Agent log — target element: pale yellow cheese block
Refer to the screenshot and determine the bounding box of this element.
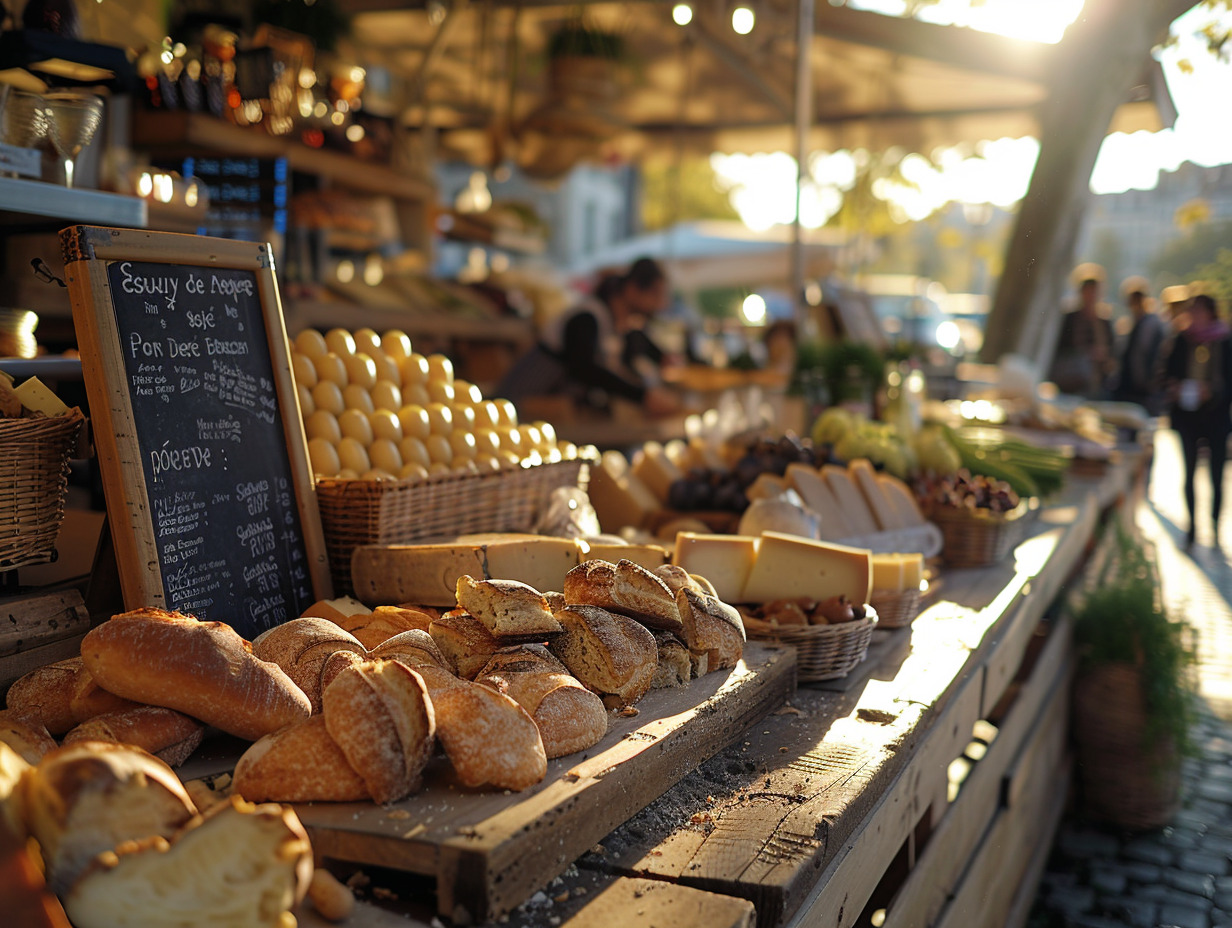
[870,555,905,593]
[785,463,851,541]
[350,534,581,605]
[820,465,879,537]
[581,541,670,571]
[589,452,660,533]
[14,376,70,417]
[898,552,925,591]
[739,531,872,605]
[850,459,902,532]
[672,533,758,605]
[631,442,684,505]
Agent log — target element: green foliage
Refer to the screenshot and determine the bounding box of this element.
[546,23,625,60]
[1072,525,1197,759]
[640,157,741,232]
[796,339,886,404]
[1193,248,1232,307]
[1150,219,1232,288]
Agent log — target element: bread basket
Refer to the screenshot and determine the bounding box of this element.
[0,409,85,571]
[742,607,878,682]
[867,588,921,629]
[928,498,1035,569]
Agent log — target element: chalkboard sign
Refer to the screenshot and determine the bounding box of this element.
[61,226,331,638]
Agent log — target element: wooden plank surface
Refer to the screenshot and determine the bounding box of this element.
[561,878,756,928]
[0,633,87,694]
[0,589,90,658]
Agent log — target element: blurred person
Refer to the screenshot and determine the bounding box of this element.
[1163,293,1232,548]
[1112,276,1167,414]
[1049,266,1116,398]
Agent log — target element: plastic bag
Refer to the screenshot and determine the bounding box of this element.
[533,486,602,538]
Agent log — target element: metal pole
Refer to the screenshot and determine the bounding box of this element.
[792,0,815,332]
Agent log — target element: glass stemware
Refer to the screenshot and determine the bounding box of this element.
[0,89,50,149]
[41,90,103,188]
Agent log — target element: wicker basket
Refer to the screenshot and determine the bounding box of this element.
[928,499,1034,569]
[868,588,921,629]
[0,410,85,571]
[317,459,586,594]
[743,608,878,682]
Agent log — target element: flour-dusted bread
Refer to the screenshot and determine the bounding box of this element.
[676,587,745,672]
[429,610,500,679]
[563,559,683,634]
[476,646,608,758]
[63,796,312,928]
[322,659,435,804]
[232,715,369,803]
[69,671,140,726]
[651,634,692,689]
[0,710,57,764]
[652,564,704,596]
[22,742,197,895]
[414,665,547,790]
[6,658,86,734]
[319,648,367,694]
[63,707,204,768]
[455,575,562,639]
[80,609,311,741]
[332,605,436,649]
[370,629,453,672]
[251,618,366,713]
[548,605,658,706]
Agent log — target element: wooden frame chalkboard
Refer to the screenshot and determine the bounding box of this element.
[61,226,331,637]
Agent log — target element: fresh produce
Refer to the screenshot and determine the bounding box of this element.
[952,427,1069,498]
[810,408,915,480]
[666,435,826,515]
[918,470,1020,514]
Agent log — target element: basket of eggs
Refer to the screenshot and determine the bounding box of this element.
[289,327,588,593]
[740,597,879,682]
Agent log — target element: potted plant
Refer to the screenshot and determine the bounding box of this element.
[544,19,626,103]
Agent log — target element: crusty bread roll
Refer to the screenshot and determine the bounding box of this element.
[319,648,367,694]
[563,559,683,634]
[252,618,366,713]
[476,646,608,759]
[340,605,436,648]
[429,611,500,679]
[455,576,562,638]
[653,564,704,596]
[69,672,140,725]
[0,740,29,838]
[80,609,311,741]
[548,605,658,706]
[22,741,197,895]
[370,629,453,672]
[63,795,312,928]
[307,867,355,922]
[322,659,435,804]
[232,715,368,803]
[0,709,58,763]
[6,658,84,735]
[544,591,567,613]
[676,587,745,672]
[651,634,691,689]
[63,706,205,768]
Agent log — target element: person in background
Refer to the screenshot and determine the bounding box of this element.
[1049,266,1116,398]
[1163,293,1232,548]
[1112,276,1167,414]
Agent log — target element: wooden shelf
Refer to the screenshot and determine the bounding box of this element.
[285,298,534,346]
[0,176,146,228]
[131,110,434,202]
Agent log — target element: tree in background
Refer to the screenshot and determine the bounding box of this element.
[1150,220,1232,290]
[640,156,740,231]
[1193,250,1232,306]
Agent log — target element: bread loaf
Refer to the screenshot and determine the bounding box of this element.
[307,867,355,922]
[6,658,84,734]
[548,605,658,706]
[676,587,745,671]
[0,741,29,838]
[653,564,703,596]
[455,576,562,638]
[63,796,312,928]
[69,672,140,725]
[0,710,57,763]
[651,634,691,688]
[0,749,69,928]
[340,606,436,648]
[429,611,500,679]
[251,618,366,713]
[563,559,683,634]
[22,742,197,895]
[80,609,311,741]
[63,707,205,768]
[322,659,435,804]
[319,648,367,694]
[233,715,368,803]
[370,629,453,672]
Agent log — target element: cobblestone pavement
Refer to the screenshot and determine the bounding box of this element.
[1029,430,1232,928]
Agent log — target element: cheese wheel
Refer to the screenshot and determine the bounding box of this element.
[296,384,315,418]
[400,354,430,388]
[308,438,341,477]
[369,409,403,443]
[399,437,431,469]
[398,405,431,441]
[313,352,348,388]
[338,409,374,445]
[426,403,454,436]
[337,437,371,474]
[371,380,402,413]
[291,353,317,389]
[342,385,375,414]
[425,435,453,465]
[311,381,345,416]
[343,353,377,391]
[426,354,454,385]
[305,410,342,444]
[353,327,382,356]
[325,328,356,357]
[427,381,455,405]
[369,439,402,474]
[295,329,328,359]
[381,330,412,362]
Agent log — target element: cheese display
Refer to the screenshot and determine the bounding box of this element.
[870,553,925,593]
[737,532,872,605]
[580,540,670,571]
[672,533,758,605]
[631,442,685,504]
[588,451,661,532]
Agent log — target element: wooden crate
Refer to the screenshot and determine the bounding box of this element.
[0,589,92,694]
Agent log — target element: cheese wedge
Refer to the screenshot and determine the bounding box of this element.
[785,463,851,541]
[746,473,789,501]
[631,442,684,505]
[301,595,372,622]
[739,532,872,604]
[351,534,581,605]
[898,552,925,591]
[870,554,905,593]
[14,377,70,417]
[582,541,670,571]
[850,459,901,531]
[588,452,660,533]
[684,438,726,472]
[821,465,879,537]
[672,533,758,605]
[877,475,925,528]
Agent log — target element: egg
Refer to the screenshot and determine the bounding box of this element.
[296,384,315,418]
[353,327,382,356]
[372,353,401,385]
[382,330,413,362]
[291,352,318,389]
[306,410,342,444]
[399,437,431,469]
[474,401,501,431]
[337,437,371,474]
[473,429,501,457]
[369,438,403,474]
[337,468,360,480]
[533,421,558,448]
[496,427,523,455]
[519,425,544,450]
[398,461,429,482]
[369,409,403,443]
[342,385,375,414]
[428,461,453,476]
[363,469,397,482]
[308,438,341,477]
[453,380,484,406]
[400,353,430,388]
[343,353,377,390]
[494,398,518,427]
[474,454,502,473]
[314,352,348,388]
[451,404,477,432]
[311,381,345,416]
[325,328,357,357]
[338,408,374,445]
[403,384,432,407]
[427,353,455,385]
[371,381,402,412]
[425,434,454,465]
[426,402,454,436]
[452,460,479,476]
[398,405,431,441]
[449,430,477,461]
[295,329,328,359]
[427,380,455,405]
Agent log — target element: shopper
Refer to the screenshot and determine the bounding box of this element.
[1049,267,1116,398]
[1112,277,1167,413]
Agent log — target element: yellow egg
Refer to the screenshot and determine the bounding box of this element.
[308,438,341,477]
[425,434,454,465]
[314,352,348,388]
[400,353,430,388]
[451,404,477,432]
[560,441,579,461]
[369,438,403,474]
[497,450,521,469]
[296,384,315,418]
[306,409,342,444]
[369,409,403,443]
[427,380,455,405]
[342,385,375,414]
[519,425,543,449]
[428,461,453,477]
[544,447,564,464]
[497,427,523,455]
[398,405,431,441]
[337,437,371,473]
[452,460,479,476]
[382,330,412,362]
[474,401,501,431]
[295,329,328,359]
[337,468,360,480]
[453,380,484,405]
[343,353,377,390]
[291,352,318,389]
[474,454,502,473]
[311,381,345,416]
[579,444,600,461]
[353,327,382,356]
[325,328,356,356]
[338,408,374,445]
[426,402,454,436]
[427,353,455,385]
[521,449,544,468]
[363,469,397,482]
[372,353,401,385]
[473,429,501,457]
[495,398,518,427]
[371,381,402,413]
[398,461,429,482]
[449,430,477,460]
[404,383,432,407]
[399,437,431,469]
[533,421,558,447]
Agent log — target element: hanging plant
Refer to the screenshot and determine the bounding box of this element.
[546,21,625,61]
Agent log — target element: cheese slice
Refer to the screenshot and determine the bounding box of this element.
[821,465,879,537]
[877,474,925,528]
[672,533,758,605]
[870,554,905,593]
[785,463,851,541]
[631,442,684,504]
[684,438,727,472]
[746,473,789,501]
[350,534,582,605]
[588,452,660,532]
[663,439,689,467]
[14,377,69,417]
[301,595,372,622]
[582,541,670,571]
[850,459,901,531]
[739,532,872,604]
[898,552,925,591]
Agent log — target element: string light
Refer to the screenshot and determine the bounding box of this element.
[732,6,755,34]
[672,4,693,25]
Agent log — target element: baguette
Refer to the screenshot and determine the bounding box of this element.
[232,715,369,803]
[63,707,205,768]
[251,618,366,713]
[455,576,562,639]
[0,740,30,838]
[563,559,683,634]
[548,605,658,706]
[80,609,311,741]
[6,658,84,735]
[0,710,57,763]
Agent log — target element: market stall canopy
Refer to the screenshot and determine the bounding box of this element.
[339,0,1175,171]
